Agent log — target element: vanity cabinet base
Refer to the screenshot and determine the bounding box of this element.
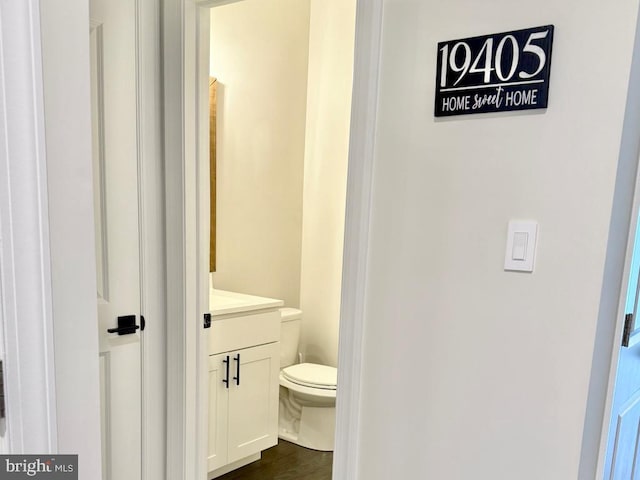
[208,453,261,480]
[207,341,280,474]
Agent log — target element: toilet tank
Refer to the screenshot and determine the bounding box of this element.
[279,307,302,368]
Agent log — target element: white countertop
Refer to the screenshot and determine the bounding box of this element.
[210,288,284,316]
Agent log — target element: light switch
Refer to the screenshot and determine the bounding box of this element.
[512,232,528,260]
[504,220,538,272]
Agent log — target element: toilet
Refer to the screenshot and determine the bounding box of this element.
[278,307,337,451]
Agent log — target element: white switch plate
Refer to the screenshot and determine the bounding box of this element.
[504,220,538,272]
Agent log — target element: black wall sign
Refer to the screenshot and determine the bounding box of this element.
[434,25,554,117]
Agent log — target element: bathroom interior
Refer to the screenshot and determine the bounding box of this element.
[206,0,356,478]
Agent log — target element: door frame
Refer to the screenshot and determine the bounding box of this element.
[162,0,384,477]
[133,0,167,479]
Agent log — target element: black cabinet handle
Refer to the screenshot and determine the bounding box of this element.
[222,355,230,388]
[233,353,240,386]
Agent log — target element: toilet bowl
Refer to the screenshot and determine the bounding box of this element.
[278,308,337,451]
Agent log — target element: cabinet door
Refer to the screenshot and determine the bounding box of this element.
[208,353,230,472]
[227,342,280,464]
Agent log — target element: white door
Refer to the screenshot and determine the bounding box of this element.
[90,0,142,478]
[605,212,640,479]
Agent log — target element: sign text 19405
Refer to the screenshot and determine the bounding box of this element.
[434,25,554,117]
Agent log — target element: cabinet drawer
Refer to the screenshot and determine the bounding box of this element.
[209,310,280,354]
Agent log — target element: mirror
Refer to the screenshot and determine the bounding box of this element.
[210,77,217,272]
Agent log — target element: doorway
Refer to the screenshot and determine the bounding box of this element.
[206,0,354,477]
[161,0,379,477]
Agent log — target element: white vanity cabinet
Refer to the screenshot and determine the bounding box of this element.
[208,342,280,472]
[208,290,283,478]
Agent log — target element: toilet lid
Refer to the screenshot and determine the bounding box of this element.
[282,363,337,390]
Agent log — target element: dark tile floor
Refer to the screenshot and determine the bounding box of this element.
[215,440,332,480]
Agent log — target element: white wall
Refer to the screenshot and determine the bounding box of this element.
[356,1,640,479]
[298,0,356,367]
[209,0,310,307]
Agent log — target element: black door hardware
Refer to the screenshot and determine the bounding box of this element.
[107,315,140,336]
[222,355,230,388]
[204,313,211,329]
[233,353,240,386]
[0,360,5,419]
[623,313,634,347]
[141,315,146,331]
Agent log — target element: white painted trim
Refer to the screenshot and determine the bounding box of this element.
[136,0,167,479]
[195,8,211,480]
[164,1,214,478]
[0,0,57,452]
[164,0,193,477]
[581,4,640,478]
[333,0,383,478]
